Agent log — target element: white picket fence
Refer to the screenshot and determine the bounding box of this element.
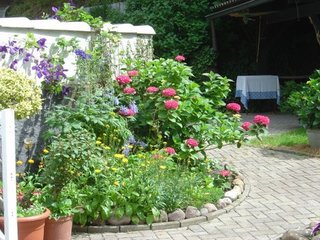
[0,109,18,240]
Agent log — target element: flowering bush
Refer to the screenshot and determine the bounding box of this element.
[0,67,42,119]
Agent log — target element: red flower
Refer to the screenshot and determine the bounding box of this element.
[162,88,176,97]
[116,75,132,85]
[146,86,159,93]
[186,138,199,148]
[175,55,185,62]
[226,103,241,113]
[253,115,270,126]
[164,100,179,110]
[165,147,176,154]
[128,70,138,77]
[241,121,251,131]
[220,170,231,177]
[123,87,136,95]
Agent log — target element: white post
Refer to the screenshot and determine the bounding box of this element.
[1,109,18,240]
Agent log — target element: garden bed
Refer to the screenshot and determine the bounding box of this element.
[72,173,250,233]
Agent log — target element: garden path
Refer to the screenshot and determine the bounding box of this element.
[73,114,320,240]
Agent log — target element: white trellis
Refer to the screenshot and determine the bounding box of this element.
[0,109,18,240]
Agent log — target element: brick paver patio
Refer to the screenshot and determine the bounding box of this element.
[73,114,320,240]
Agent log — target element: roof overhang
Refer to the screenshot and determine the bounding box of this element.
[206,0,275,19]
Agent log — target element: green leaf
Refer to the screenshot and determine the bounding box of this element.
[125,204,133,217]
[146,215,154,225]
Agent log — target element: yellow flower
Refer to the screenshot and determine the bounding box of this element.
[16,160,23,166]
[95,169,102,174]
[104,146,111,150]
[42,149,49,154]
[111,167,118,172]
[174,96,180,100]
[233,114,241,119]
[122,158,128,164]
[159,165,167,170]
[96,140,102,145]
[163,142,167,145]
[16,173,20,177]
[114,154,124,159]
[113,181,119,186]
[128,145,133,149]
[28,159,34,164]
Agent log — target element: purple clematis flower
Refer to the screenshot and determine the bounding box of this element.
[0,45,8,53]
[74,49,92,59]
[62,86,71,96]
[52,6,58,13]
[312,223,320,236]
[129,102,138,114]
[36,38,47,49]
[23,53,33,62]
[9,59,18,71]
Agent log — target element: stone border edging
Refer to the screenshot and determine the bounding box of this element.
[72,172,251,233]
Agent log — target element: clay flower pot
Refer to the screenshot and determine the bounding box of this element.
[44,215,73,240]
[0,208,50,240]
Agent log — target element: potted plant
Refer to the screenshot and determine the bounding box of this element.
[40,183,77,240]
[0,176,50,240]
[287,70,320,148]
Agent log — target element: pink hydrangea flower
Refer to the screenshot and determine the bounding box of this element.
[164,100,179,110]
[253,115,270,126]
[175,55,185,62]
[146,86,159,93]
[116,75,132,85]
[128,70,139,77]
[186,138,199,148]
[241,121,251,131]
[123,87,136,95]
[220,170,231,177]
[162,88,176,97]
[226,103,241,113]
[165,147,176,155]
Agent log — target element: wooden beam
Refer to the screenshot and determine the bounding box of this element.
[309,15,320,46]
[210,20,218,52]
[266,1,320,24]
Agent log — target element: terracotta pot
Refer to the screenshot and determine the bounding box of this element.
[44,215,73,240]
[0,208,50,240]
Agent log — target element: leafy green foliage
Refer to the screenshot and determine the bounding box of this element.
[279,80,304,113]
[287,70,320,129]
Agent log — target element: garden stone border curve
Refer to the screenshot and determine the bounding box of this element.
[72,172,251,233]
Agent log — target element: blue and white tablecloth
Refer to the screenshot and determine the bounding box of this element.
[235,75,280,109]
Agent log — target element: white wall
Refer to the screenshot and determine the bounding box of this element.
[0,17,155,82]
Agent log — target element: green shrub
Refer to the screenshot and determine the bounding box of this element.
[279,80,304,113]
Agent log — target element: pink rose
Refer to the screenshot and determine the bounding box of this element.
[116,75,132,85]
[226,103,241,113]
[127,70,139,77]
[146,86,159,93]
[165,147,176,155]
[186,138,199,148]
[220,170,231,177]
[164,100,179,110]
[123,87,136,95]
[175,55,185,62]
[253,115,270,126]
[162,88,176,97]
[241,121,251,131]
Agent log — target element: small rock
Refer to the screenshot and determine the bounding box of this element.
[296,228,313,238]
[200,208,209,216]
[224,189,239,201]
[216,198,232,209]
[233,185,242,195]
[235,173,244,181]
[185,206,200,219]
[281,230,308,240]
[233,178,245,188]
[168,208,185,221]
[107,215,131,225]
[154,210,168,223]
[203,203,217,212]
